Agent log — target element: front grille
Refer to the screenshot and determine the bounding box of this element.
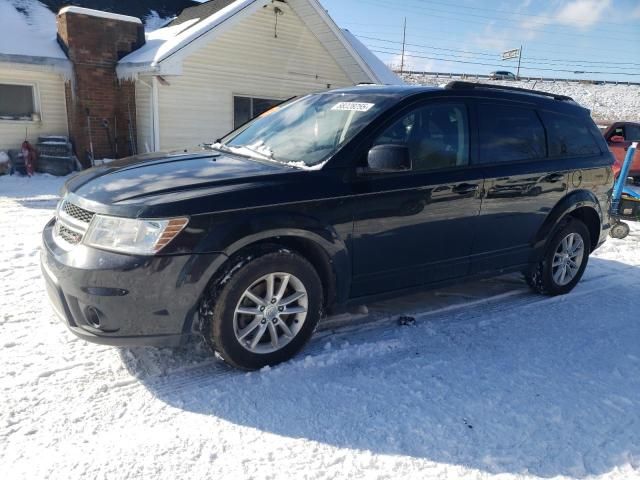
[62,201,94,224]
[54,198,95,248]
[57,224,82,245]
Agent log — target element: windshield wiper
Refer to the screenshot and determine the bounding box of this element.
[208,142,274,162]
[207,143,236,155]
[239,144,275,161]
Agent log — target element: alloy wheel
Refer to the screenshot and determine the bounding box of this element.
[233,272,308,354]
[552,232,585,286]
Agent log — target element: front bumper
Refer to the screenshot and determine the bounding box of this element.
[41,218,225,347]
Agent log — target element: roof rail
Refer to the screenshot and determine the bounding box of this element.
[444,81,575,102]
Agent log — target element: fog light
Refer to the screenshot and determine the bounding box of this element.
[85,306,101,328]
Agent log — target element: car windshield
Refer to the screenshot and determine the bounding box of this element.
[216,92,395,169]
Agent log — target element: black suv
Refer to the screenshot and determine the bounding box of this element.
[41,82,614,370]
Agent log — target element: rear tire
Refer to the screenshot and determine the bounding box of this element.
[525,218,591,296]
[202,250,323,370]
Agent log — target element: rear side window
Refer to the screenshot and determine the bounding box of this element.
[539,111,601,157]
[478,104,546,164]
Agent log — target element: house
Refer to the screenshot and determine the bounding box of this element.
[0,0,402,164]
[0,0,196,154]
[117,0,403,153]
[0,0,71,152]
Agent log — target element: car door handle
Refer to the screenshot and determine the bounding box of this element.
[452,183,479,194]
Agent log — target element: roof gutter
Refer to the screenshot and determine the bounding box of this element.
[0,53,72,78]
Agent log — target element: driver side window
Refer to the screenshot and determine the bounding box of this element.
[373,103,469,171]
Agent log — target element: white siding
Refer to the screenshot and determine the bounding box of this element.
[156,3,353,150]
[135,77,154,153]
[0,66,68,151]
[287,0,374,84]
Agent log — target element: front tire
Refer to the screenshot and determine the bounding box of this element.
[526,218,591,296]
[203,250,323,370]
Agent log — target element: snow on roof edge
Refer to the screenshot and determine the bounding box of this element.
[59,6,142,24]
[0,54,72,79]
[116,0,257,79]
[340,29,404,86]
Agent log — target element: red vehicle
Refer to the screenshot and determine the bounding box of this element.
[602,121,640,182]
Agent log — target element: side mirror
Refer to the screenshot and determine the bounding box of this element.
[366,144,411,173]
[610,135,625,143]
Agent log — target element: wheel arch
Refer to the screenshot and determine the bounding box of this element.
[214,228,350,314]
[533,189,603,254]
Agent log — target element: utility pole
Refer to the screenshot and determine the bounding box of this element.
[517,44,523,78]
[400,17,407,75]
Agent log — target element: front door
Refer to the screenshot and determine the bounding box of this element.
[350,101,484,298]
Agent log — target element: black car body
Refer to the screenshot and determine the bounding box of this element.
[41,82,614,368]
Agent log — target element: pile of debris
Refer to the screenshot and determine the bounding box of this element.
[3,136,80,176]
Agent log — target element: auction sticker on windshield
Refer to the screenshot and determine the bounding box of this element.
[331,102,375,112]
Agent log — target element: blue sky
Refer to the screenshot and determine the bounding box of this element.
[318,0,640,81]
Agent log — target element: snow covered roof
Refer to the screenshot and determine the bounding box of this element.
[168,0,238,27]
[117,0,260,78]
[0,0,71,75]
[58,6,142,24]
[341,29,403,86]
[39,0,197,22]
[0,0,197,74]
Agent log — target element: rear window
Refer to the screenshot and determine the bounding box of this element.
[539,111,601,157]
[478,104,546,164]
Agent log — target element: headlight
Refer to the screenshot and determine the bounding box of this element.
[84,215,189,255]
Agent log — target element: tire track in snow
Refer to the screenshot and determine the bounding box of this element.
[103,268,634,399]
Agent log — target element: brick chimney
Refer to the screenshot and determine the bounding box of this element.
[57,7,145,165]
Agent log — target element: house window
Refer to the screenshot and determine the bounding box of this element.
[0,84,36,121]
[233,96,282,129]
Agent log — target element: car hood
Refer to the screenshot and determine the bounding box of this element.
[64,150,289,206]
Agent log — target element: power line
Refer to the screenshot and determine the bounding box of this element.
[358,35,640,68]
[366,42,640,71]
[368,47,640,76]
[355,0,638,43]
[344,24,639,58]
[369,0,640,38]
[409,0,639,31]
[400,17,407,75]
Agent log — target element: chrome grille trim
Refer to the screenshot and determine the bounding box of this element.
[57,223,83,245]
[54,198,96,248]
[62,201,94,224]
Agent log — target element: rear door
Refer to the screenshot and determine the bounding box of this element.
[350,99,484,298]
[470,101,568,273]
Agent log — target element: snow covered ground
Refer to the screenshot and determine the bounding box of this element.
[2,174,640,480]
[402,74,640,123]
